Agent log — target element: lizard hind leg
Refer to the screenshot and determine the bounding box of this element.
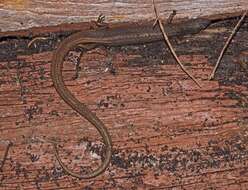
[72,43,98,79]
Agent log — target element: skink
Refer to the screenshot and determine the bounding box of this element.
[51,18,211,179]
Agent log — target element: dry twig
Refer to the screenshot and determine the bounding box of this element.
[28,37,48,48]
[209,10,247,80]
[0,141,13,172]
[152,0,201,88]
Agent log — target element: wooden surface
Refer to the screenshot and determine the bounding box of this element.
[0,0,247,32]
[0,18,248,189]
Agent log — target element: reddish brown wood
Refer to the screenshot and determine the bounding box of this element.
[0,18,248,189]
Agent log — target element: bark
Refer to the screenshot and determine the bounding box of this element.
[0,0,247,32]
[0,15,248,189]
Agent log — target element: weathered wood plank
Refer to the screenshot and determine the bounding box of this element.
[0,18,248,189]
[0,0,247,32]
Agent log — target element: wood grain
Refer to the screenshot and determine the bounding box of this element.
[0,0,247,32]
[0,18,248,189]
